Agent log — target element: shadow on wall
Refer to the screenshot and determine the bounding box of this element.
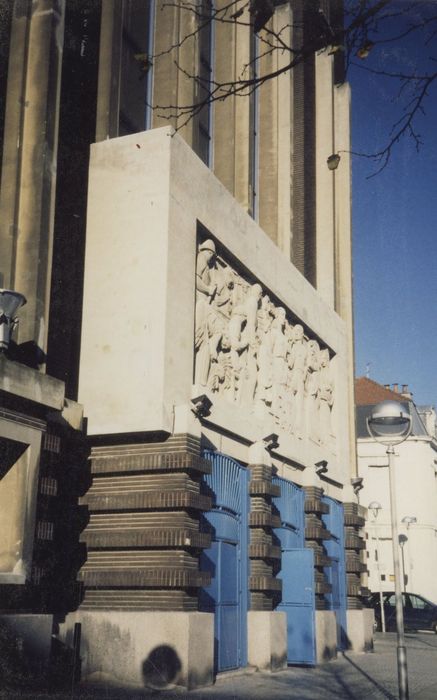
[321,643,337,661]
[142,645,182,689]
[0,623,40,691]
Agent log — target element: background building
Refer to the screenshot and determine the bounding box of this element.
[0,0,371,691]
[356,377,437,603]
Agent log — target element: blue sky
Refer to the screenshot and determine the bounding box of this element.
[350,10,437,406]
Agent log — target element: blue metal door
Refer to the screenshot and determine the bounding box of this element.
[199,452,249,672]
[322,497,347,650]
[273,477,316,665]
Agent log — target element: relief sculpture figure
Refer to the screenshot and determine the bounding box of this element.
[254,295,274,417]
[238,283,262,405]
[194,239,218,386]
[287,324,307,438]
[270,307,288,422]
[318,348,334,444]
[305,339,320,442]
[228,304,249,401]
[208,333,233,398]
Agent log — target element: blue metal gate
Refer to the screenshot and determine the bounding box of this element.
[199,451,249,672]
[273,477,316,665]
[322,496,347,650]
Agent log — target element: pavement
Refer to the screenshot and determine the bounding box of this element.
[3,632,437,700]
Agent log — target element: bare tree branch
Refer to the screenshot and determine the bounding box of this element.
[151,0,437,173]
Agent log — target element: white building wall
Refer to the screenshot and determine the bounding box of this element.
[358,436,437,602]
[79,126,355,498]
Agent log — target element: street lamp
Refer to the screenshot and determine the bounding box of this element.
[367,400,412,700]
[398,534,408,593]
[369,500,386,633]
[327,153,341,170]
[401,517,417,593]
[0,289,26,350]
[401,516,417,530]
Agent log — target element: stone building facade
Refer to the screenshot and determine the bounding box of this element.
[0,0,371,690]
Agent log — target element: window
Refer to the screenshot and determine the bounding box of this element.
[386,593,408,608]
[409,594,431,610]
[119,0,155,136]
[248,32,259,220]
[193,0,213,165]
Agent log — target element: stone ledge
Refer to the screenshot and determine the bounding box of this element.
[249,480,281,497]
[82,529,211,549]
[305,526,331,540]
[81,491,211,512]
[90,452,211,475]
[249,512,281,528]
[0,355,64,410]
[346,560,367,574]
[304,498,330,514]
[345,536,366,550]
[80,592,198,611]
[78,568,211,587]
[249,575,282,592]
[249,544,281,560]
[314,552,332,567]
[344,513,366,527]
[347,582,362,596]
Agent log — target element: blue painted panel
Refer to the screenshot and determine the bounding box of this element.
[277,548,316,665]
[273,479,315,666]
[221,541,238,602]
[322,497,347,650]
[272,476,305,543]
[199,541,219,607]
[200,451,249,673]
[203,451,246,514]
[207,511,239,544]
[219,605,239,670]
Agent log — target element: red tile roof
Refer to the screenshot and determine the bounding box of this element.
[355,377,407,406]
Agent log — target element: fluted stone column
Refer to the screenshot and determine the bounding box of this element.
[0,0,66,350]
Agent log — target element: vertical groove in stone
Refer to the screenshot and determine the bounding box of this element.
[291,0,316,286]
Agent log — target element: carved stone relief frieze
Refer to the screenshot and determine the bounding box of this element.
[194,239,336,446]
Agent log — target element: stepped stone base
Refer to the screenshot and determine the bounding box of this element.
[247,611,287,671]
[59,610,214,690]
[315,610,337,662]
[345,609,374,652]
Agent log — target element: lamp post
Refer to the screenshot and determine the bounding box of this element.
[369,500,386,633]
[401,517,417,592]
[398,534,408,593]
[367,400,412,700]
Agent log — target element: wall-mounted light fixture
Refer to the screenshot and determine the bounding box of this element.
[327,153,341,170]
[262,433,279,451]
[351,476,364,495]
[401,516,417,530]
[191,394,212,418]
[315,459,328,476]
[0,289,27,351]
